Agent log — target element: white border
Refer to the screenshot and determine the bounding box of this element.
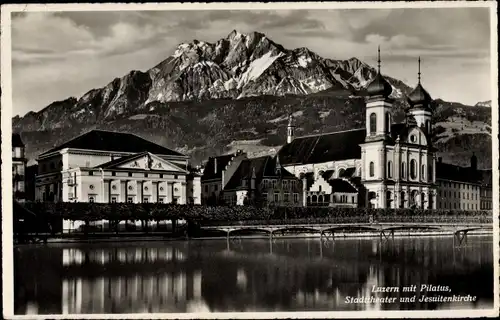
[1,1,499,319]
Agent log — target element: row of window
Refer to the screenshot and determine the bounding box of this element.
[440,181,481,191]
[368,160,433,181]
[262,192,300,203]
[88,196,180,204]
[307,194,356,204]
[481,202,493,210]
[438,202,479,210]
[88,171,178,179]
[439,190,479,200]
[262,179,299,190]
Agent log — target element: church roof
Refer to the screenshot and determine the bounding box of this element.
[366,73,393,98]
[278,123,410,166]
[407,83,433,108]
[40,130,184,157]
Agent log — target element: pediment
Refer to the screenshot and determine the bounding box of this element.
[115,153,187,173]
[406,127,428,146]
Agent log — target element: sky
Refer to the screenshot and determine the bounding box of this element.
[10,6,492,117]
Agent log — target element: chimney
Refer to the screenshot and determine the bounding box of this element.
[438,157,442,163]
[471,152,478,171]
[214,157,217,174]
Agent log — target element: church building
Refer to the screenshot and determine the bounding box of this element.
[278,50,438,209]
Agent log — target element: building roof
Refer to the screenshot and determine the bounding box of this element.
[407,83,433,110]
[366,73,393,98]
[478,169,492,186]
[278,123,413,166]
[202,153,240,181]
[224,156,297,191]
[436,162,483,184]
[327,179,358,193]
[39,130,184,157]
[12,133,24,148]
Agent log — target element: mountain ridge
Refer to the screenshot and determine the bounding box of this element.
[12,30,492,169]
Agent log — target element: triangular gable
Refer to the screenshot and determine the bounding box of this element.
[102,152,188,173]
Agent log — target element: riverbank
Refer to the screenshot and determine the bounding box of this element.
[16,228,492,245]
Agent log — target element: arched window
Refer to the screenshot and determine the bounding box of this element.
[387,161,393,178]
[338,168,345,178]
[312,195,317,203]
[369,113,377,135]
[410,159,417,179]
[400,191,405,208]
[421,164,426,180]
[401,162,406,179]
[318,195,323,204]
[369,162,375,177]
[428,192,433,209]
[411,190,418,207]
[385,112,391,133]
[319,185,322,192]
[420,192,426,208]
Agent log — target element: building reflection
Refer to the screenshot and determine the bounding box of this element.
[14,236,493,315]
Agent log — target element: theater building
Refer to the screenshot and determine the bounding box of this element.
[34,130,201,205]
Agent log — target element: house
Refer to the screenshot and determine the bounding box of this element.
[12,133,28,202]
[221,155,303,206]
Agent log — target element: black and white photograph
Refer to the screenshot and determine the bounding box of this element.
[1,2,498,318]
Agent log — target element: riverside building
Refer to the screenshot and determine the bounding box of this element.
[34,130,202,205]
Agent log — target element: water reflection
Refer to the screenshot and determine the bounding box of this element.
[14,236,493,314]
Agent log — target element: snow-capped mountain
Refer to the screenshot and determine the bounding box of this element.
[15,30,412,125]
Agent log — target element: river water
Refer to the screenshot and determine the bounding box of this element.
[14,235,493,314]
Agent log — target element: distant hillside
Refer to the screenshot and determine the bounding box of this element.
[11,30,492,169]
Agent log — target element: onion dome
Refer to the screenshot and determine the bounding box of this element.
[366,46,393,98]
[407,57,432,107]
[367,73,393,97]
[407,83,432,106]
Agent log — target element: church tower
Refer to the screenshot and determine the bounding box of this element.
[287,114,295,144]
[360,47,394,208]
[407,57,433,135]
[365,46,394,141]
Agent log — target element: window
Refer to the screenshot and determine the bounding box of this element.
[387,161,393,178]
[89,171,94,176]
[112,171,116,176]
[293,193,299,203]
[160,174,164,178]
[351,196,355,204]
[401,162,406,179]
[421,164,426,180]
[283,181,288,189]
[111,197,117,203]
[158,197,164,203]
[284,193,290,202]
[143,197,149,203]
[319,185,322,192]
[369,113,377,135]
[127,197,133,203]
[128,172,133,177]
[274,192,279,202]
[272,180,276,188]
[145,173,148,178]
[369,162,375,177]
[174,175,178,179]
[385,112,391,132]
[410,159,417,179]
[89,196,95,203]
